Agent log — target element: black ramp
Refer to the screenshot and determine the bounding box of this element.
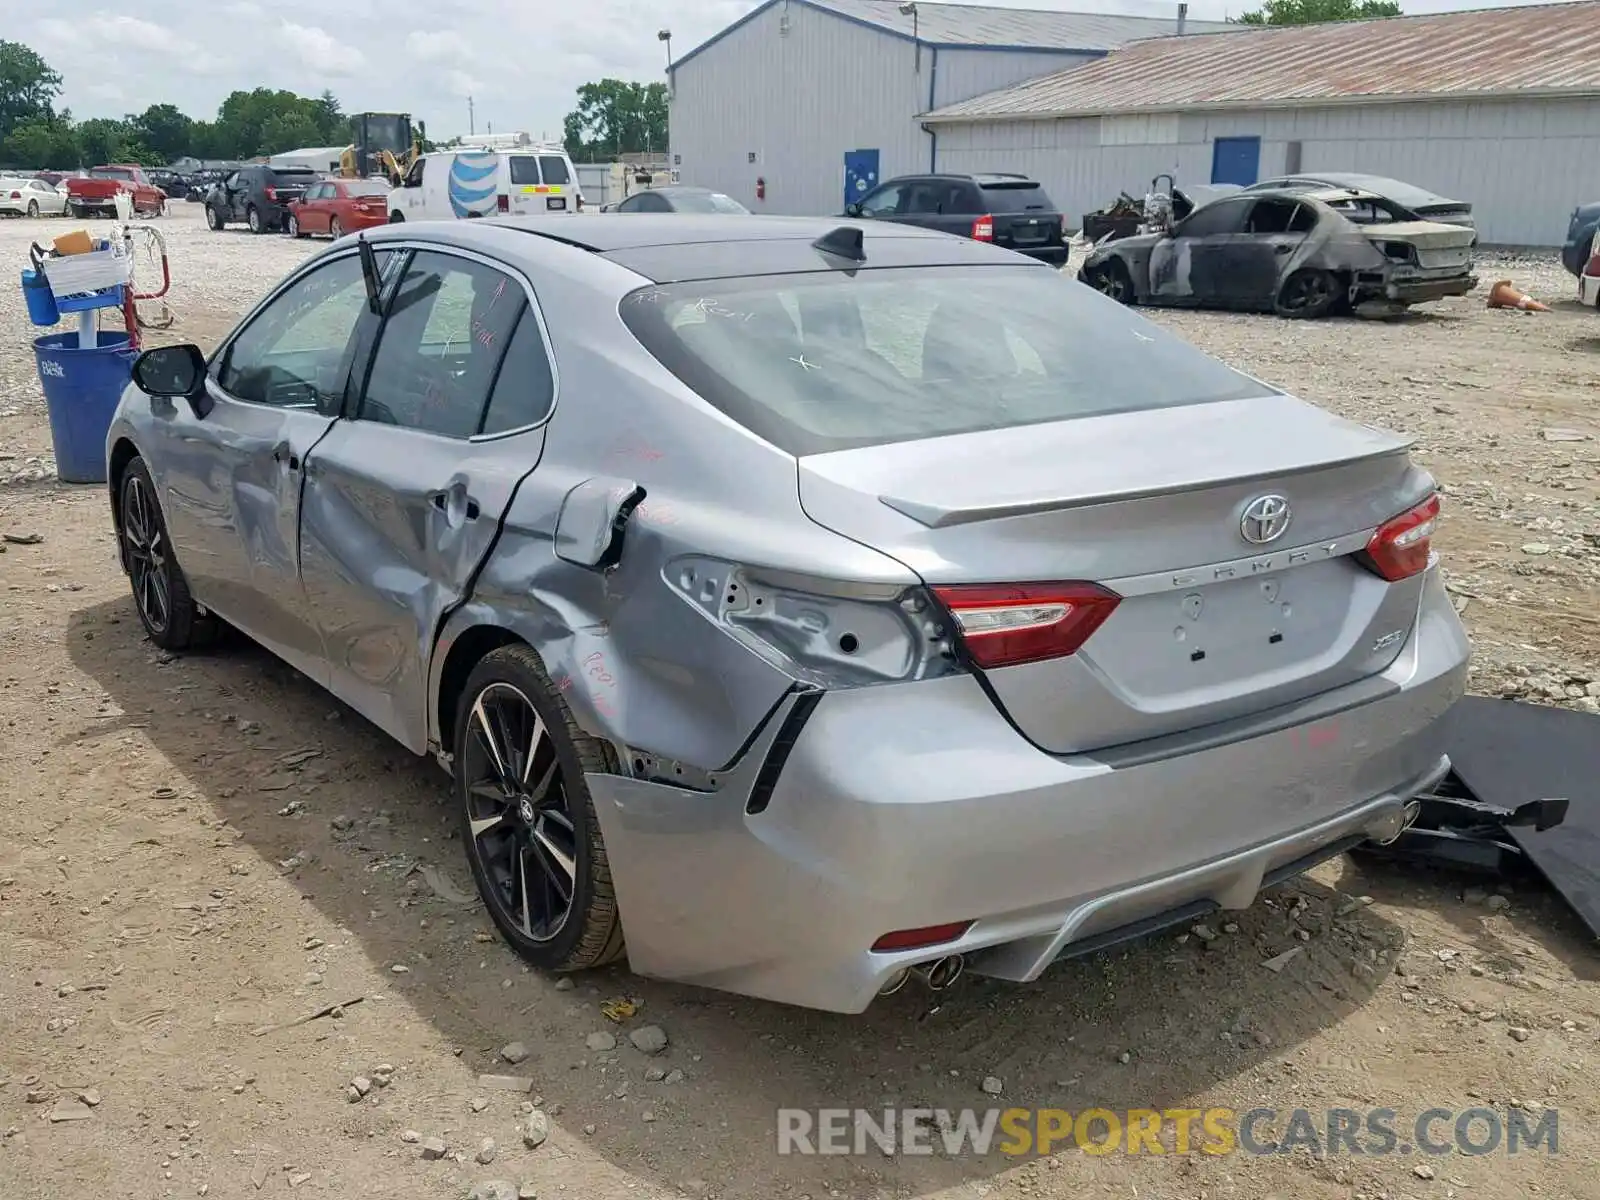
[1441,696,1600,941]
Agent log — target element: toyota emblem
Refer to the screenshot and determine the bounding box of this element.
[1239,494,1292,545]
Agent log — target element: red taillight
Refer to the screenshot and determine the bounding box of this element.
[871,922,972,953]
[1363,493,1440,582]
[497,194,510,213]
[8,191,19,200]
[971,214,994,241]
[932,581,1121,670]
[265,186,277,201]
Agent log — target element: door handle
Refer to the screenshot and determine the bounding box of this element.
[271,443,300,470]
[430,490,480,520]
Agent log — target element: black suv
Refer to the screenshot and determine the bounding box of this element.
[204,165,319,234]
[845,172,1070,265]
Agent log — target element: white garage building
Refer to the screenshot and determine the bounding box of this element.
[923,0,1600,246]
[667,0,1232,216]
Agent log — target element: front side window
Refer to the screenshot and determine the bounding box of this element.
[218,253,388,410]
[359,251,526,438]
[620,265,1265,456]
[1176,198,1250,237]
[405,158,425,187]
[857,182,906,217]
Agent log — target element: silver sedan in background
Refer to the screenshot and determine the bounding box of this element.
[105,214,1469,1013]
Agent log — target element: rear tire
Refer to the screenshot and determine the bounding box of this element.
[454,644,626,974]
[205,205,224,231]
[329,216,343,239]
[117,456,218,652]
[388,210,405,223]
[1276,269,1338,320]
[246,204,263,234]
[26,200,38,218]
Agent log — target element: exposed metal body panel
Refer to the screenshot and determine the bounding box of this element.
[924,0,1600,121]
[934,97,1600,246]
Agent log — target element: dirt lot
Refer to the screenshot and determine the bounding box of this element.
[2,206,1598,1200]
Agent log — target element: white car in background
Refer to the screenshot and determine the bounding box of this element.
[0,177,68,218]
[1580,227,1600,308]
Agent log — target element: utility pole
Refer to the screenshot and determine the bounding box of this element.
[468,95,475,137]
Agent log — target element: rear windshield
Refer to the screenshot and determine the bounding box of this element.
[90,167,134,180]
[981,182,1054,213]
[509,156,541,185]
[346,180,389,196]
[619,265,1264,456]
[538,155,571,185]
[270,169,317,183]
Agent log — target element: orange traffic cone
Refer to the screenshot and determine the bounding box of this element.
[1486,279,1550,312]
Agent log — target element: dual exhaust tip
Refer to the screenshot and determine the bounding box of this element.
[1369,799,1424,847]
[878,954,964,997]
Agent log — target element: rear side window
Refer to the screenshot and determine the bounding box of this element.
[509,156,541,186]
[360,251,527,438]
[619,265,1264,456]
[980,182,1054,212]
[538,156,571,185]
[480,309,556,434]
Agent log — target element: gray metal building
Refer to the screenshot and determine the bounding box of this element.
[924,0,1600,246]
[667,0,1231,216]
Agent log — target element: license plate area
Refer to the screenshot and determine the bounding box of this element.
[1087,559,1361,699]
[546,196,567,211]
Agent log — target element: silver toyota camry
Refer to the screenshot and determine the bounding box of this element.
[106,214,1470,1013]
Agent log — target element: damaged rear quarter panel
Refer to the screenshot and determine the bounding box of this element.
[428,294,919,776]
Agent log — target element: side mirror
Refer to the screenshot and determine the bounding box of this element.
[845,202,863,218]
[554,477,647,570]
[133,343,205,398]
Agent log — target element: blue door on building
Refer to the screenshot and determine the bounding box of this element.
[1211,137,1261,186]
[843,149,880,211]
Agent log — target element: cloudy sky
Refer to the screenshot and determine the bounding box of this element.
[18,0,1569,139]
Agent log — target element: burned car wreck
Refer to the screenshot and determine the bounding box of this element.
[1077,187,1478,318]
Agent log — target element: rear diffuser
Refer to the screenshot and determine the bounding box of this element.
[1355,696,1597,942]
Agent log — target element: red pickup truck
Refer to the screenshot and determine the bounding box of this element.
[65,165,166,218]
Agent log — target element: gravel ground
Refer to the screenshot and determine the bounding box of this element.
[2,205,1599,1200]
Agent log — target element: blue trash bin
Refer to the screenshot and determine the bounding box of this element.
[33,330,138,485]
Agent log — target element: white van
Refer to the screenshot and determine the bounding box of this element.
[387,146,585,222]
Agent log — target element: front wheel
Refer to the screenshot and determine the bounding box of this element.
[1276,269,1338,320]
[329,216,343,239]
[388,210,405,223]
[1086,258,1136,305]
[205,205,224,231]
[118,457,217,651]
[455,644,625,974]
[286,213,302,238]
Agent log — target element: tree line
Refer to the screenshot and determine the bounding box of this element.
[0,41,355,169]
[3,38,671,173]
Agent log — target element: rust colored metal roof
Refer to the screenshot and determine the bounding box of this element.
[924,0,1600,121]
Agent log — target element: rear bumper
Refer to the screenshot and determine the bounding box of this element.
[1381,273,1477,304]
[588,565,1469,1013]
[68,196,117,211]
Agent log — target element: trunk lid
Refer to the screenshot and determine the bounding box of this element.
[1365,220,1475,270]
[67,179,121,199]
[797,394,1434,754]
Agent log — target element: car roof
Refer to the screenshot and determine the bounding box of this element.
[365,213,1044,284]
[1260,172,1459,207]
